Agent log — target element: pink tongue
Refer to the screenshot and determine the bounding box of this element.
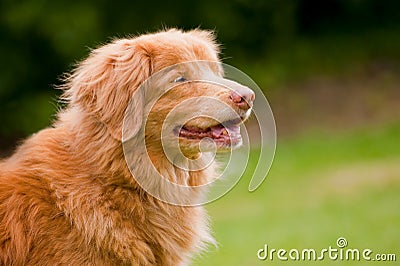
[178,123,241,142]
[210,124,241,140]
[211,125,225,138]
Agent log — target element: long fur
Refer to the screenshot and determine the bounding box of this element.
[0,29,225,265]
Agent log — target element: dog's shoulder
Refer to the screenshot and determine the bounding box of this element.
[0,127,77,263]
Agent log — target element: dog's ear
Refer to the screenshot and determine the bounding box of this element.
[64,40,152,140]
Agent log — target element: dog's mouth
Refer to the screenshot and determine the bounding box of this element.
[175,119,242,147]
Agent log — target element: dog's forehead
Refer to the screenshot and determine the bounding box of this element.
[148,39,219,71]
[173,61,222,76]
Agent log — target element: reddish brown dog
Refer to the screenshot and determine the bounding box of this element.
[0,29,254,265]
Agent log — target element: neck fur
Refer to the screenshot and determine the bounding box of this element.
[56,106,215,204]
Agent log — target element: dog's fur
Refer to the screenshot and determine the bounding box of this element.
[0,29,251,265]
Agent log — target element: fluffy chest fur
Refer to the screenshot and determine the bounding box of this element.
[0,125,214,265]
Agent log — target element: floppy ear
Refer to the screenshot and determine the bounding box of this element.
[64,40,152,140]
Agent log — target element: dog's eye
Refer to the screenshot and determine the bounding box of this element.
[173,76,187,83]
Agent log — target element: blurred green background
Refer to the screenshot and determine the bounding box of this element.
[1,0,399,265]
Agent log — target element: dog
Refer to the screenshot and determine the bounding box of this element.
[0,29,254,265]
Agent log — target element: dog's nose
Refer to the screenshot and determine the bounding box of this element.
[229,85,255,110]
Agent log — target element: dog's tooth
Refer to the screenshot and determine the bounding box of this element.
[222,128,228,135]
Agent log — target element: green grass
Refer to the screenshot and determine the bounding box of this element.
[194,122,400,265]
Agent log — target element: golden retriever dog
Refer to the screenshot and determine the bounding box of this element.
[0,29,254,265]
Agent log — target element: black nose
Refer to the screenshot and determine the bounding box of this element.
[229,86,255,110]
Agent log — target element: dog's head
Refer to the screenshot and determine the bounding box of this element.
[64,29,254,157]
